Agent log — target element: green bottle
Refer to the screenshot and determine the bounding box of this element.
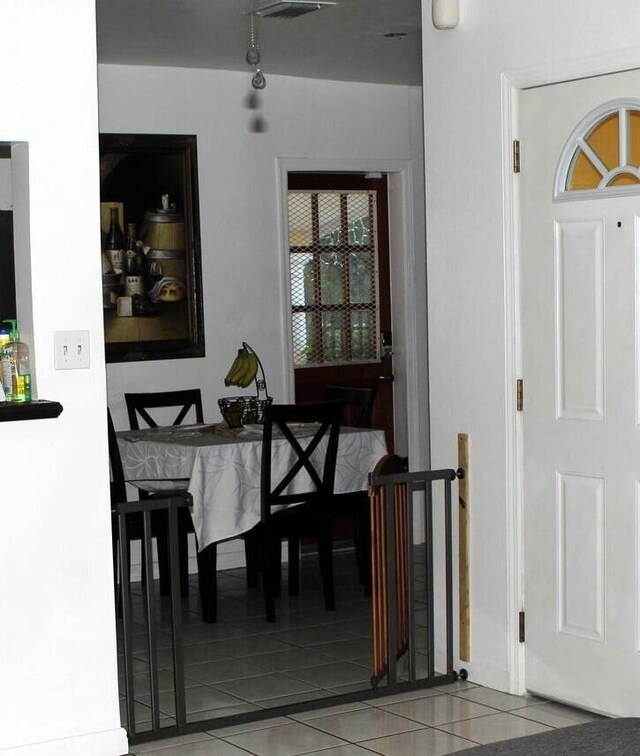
[1,320,31,403]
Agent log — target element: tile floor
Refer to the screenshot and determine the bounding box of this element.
[119,550,604,755]
[126,682,604,755]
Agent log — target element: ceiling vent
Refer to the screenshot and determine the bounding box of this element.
[255,1,337,19]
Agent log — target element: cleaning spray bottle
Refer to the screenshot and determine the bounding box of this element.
[0,325,10,402]
[1,320,31,403]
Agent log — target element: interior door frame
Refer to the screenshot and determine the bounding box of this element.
[276,157,429,471]
[503,48,640,695]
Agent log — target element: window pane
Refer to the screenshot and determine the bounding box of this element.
[347,193,371,246]
[290,253,315,306]
[288,192,313,246]
[608,174,640,187]
[349,251,373,304]
[318,194,342,246]
[630,110,640,167]
[586,112,618,171]
[288,186,381,367]
[320,251,345,305]
[568,149,602,191]
[351,310,376,360]
[322,311,345,362]
[292,312,315,366]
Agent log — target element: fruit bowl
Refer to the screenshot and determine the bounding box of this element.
[218,396,272,428]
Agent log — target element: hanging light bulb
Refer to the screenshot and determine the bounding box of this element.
[246,45,260,66]
[252,68,266,90]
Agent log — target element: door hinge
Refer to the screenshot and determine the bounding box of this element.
[516,378,523,412]
[519,610,525,643]
[513,140,521,174]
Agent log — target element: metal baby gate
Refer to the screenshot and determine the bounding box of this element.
[116,460,465,746]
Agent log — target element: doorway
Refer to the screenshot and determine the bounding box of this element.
[286,172,395,450]
[518,68,640,715]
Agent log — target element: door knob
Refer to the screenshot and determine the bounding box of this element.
[378,374,394,383]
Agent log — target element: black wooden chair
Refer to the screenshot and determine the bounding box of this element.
[125,388,204,431]
[323,384,377,594]
[123,389,204,595]
[323,384,375,428]
[108,409,176,607]
[249,399,344,622]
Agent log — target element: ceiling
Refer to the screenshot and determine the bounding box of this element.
[95,0,422,86]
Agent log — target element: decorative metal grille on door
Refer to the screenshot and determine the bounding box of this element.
[287,190,380,367]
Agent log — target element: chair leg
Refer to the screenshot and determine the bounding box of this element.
[317,522,336,612]
[112,535,122,618]
[288,536,300,596]
[197,542,217,623]
[271,537,282,598]
[262,533,277,622]
[157,531,171,596]
[244,531,260,588]
[178,525,190,597]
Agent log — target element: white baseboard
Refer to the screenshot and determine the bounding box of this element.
[0,728,129,756]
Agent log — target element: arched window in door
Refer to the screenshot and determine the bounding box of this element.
[555,98,640,201]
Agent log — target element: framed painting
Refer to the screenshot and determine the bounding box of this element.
[99,133,204,362]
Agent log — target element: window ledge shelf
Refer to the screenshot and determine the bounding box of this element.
[0,400,63,422]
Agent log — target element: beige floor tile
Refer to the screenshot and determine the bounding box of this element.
[286,661,371,688]
[132,731,215,753]
[214,672,319,703]
[289,701,369,721]
[257,689,334,709]
[362,726,477,756]
[138,685,246,717]
[222,721,346,756]
[514,701,605,728]
[132,738,256,755]
[244,648,338,672]
[364,687,442,707]
[303,747,377,756]
[380,694,498,726]
[208,715,292,738]
[184,659,266,685]
[438,711,552,745]
[305,707,423,742]
[451,686,542,711]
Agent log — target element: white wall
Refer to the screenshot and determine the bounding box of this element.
[422,0,640,691]
[0,3,126,755]
[99,65,426,568]
[0,159,11,209]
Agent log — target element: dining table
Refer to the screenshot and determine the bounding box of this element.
[117,421,389,554]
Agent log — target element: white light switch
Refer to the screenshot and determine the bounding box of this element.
[54,330,90,370]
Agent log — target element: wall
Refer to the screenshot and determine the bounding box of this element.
[422,0,640,691]
[0,3,126,755]
[0,159,11,209]
[99,65,427,569]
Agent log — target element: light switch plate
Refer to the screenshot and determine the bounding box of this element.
[54,330,90,370]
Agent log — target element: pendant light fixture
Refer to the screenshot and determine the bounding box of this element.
[247,2,266,89]
[432,0,459,29]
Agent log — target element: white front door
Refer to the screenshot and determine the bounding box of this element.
[520,69,640,716]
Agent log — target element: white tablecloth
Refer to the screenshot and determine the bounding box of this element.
[118,423,388,551]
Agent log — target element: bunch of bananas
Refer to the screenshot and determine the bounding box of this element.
[224,347,259,388]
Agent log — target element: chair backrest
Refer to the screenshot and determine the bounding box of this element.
[323,384,375,428]
[107,408,127,504]
[261,399,344,519]
[124,389,204,430]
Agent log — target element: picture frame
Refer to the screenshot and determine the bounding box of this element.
[99,133,205,363]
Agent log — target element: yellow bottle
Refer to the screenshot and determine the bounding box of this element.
[1,319,31,403]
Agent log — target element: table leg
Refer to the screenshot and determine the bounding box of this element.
[197,543,218,623]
